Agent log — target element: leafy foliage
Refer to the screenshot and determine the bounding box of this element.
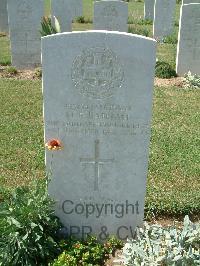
[128,18,153,25]
[74,16,92,24]
[52,236,123,266]
[0,179,61,266]
[163,33,178,45]
[34,67,42,79]
[128,25,150,37]
[40,16,61,37]
[122,216,200,266]
[155,61,177,79]
[184,71,200,89]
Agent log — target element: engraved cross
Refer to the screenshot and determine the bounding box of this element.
[80,140,114,191]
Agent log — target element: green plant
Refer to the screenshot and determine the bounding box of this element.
[52,252,77,266]
[155,61,177,78]
[128,17,152,25]
[128,25,150,37]
[52,236,123,266]
[5,66,18,75]
[0,178,61,265]
[163,33,178,44]
[74,16,92,24]
[122,216,200,266]
[40,16,61,37]
[0,59,11,66]
[184,71,200,89]
[34,67,42,78]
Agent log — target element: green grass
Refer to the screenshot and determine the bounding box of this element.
[0,79,199,217]
[0,36,10,65]
[0,79,44,189]
[146,86,200,217]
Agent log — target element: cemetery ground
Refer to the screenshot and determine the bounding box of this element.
[0,1,200,265]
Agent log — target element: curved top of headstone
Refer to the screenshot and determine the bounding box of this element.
[42,30,156,43]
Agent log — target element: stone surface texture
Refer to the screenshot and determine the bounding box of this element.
[51,0,83,32]
[182,0,200,3]
[176,3,200,76]
[42,31,156,240]
[0,0,8,33]
[153,0,176,40]
[7,0,44,69]
[94,0,128,32]
[144,0,155,20]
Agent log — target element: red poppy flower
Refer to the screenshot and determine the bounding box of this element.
[45,139,62,150]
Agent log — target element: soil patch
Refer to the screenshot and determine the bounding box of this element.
[155,77,184,87]
[0,65,41,80]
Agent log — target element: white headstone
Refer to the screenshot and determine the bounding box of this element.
[7,0,44,69]
[70,0,83,18]
[51,0,83,32]
[144,0,155,20]
[182,0,200,3]
[176,3,200,76]
[153,0,176,40]
[0,0,8,33]
[94,1,128,32]
[42,30,156,240]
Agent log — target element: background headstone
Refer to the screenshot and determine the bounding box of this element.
[93,0,128,32]
[182,0,200,3]
[153,0,176,40]
[7,0,44,69]
[42,31,156,240]
[51,0,83,32]
[176,3,200,76]
[144,0,155,20]
[70,0,83,18]
[0,0,8,33]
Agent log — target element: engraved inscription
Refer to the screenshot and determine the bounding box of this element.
[46,103,150,137]
[80,140,114,191]
[102,5,118,17]
[71,47,124,99]
[17,0,33,21]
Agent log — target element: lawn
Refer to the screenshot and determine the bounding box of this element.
[0,78,199,217]
[0,0,199,219]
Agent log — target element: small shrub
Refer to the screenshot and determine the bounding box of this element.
[34,67,42,78]
[122,216,200,266]
[74,16,92,24]
[184,71,200,89]
[52,236,123,266]
[128,17,153,25]
[155,61,177,79]
[163,33,178,44]
[128,25,150,37]
[4,66,18,75]
[75,15,85,23]
[40,16,61,37]
[52,252,77,266]
[0,59,11,66]
[0,178,61,265]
